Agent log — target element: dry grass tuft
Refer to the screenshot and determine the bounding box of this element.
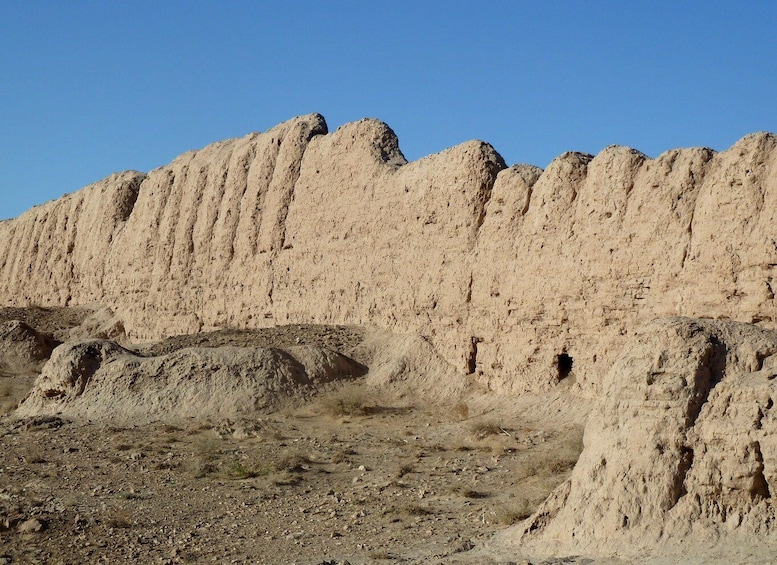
[105,509,134,529]
[224,458,271,480]
[186,435,224,478]
[330,448,356,464]
[520,429,583,480]
[486,500,534,526]
[403,504,433,516]
[319,383,374,417]
[23,448,46,464]
[396,462,414,478]
[272,471,302,486]
[275,450,311,473]
[450,485,489,499]
[469,420,505,440]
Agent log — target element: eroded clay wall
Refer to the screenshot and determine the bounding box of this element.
[2,114,776,394]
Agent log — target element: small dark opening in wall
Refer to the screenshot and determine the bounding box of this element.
[467,336,482,375]
[557,353,573,380]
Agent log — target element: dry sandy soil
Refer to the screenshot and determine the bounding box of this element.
[0,308,586,565]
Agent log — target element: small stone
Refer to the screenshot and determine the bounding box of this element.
[18,518,45,533]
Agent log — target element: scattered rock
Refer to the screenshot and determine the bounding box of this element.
[17,518,45,533]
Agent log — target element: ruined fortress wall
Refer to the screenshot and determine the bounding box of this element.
[2,114,776,394]
[0,171,145,307]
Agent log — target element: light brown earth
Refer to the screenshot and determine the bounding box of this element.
[0,307,586,565]
[4,115,777,563]
[0,392,587,565]
[501,318,777,564]
[2,115,777,396]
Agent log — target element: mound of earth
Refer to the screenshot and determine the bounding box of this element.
[501,317,777,563]
[131,323,364,357]
[0,306,89,342]
[355,329,470,401]
[17,339,367,423]
[7,312,474,424]
[0,320,59,376]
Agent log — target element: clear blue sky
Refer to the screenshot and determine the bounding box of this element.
[2,1,776,220]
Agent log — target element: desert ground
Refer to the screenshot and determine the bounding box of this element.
[4,118,777,564]
[0,307,587,565]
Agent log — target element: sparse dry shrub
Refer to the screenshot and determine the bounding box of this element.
[403,504,433,516]
[153,460,180,471]
[186,435,224,478]
[275,450,311,472]
[23,447,46,464]
[486,500,534,526]
[450,485,489,499]
[193,435,222,461]
[452,401,469,420]
[319,383,373,417]
[453,444,473,452]
[424,443,445,452]
[550,458,577,474]
[224,458,271,480]
[469,420,504,440]
[555,429,584,469]
[0,381,28,415]
[330,448,356,464]
[521,429,583,480]
[105,508,133,529]
[272,471,302,486]
[396,462,414,478]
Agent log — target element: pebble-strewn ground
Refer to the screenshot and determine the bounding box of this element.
[0,308,585,564]
[0,392,582,564]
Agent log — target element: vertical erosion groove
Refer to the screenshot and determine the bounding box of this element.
[116,174,144,222]
[751,441,771,499]
[274,117,328,254]
[472,143,507,240]
[669,332,727,511]
[686,335,727,428]
[679,148,715,271]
